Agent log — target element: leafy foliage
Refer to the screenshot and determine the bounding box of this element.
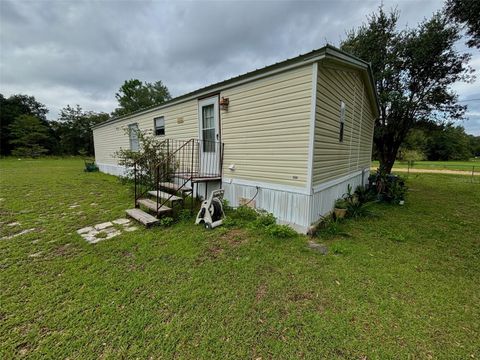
[224,206,296,238]
[8,115,51,157]
[114,129,171,183]
[250,211,277,229]
[332,184,376,224]
[316,216,351,238]
[159,217,175,227]
[265,224,297,238]
[51,105,109,156]
[426,124,473,161]
[0,94,49,155]
[399,123,477,161]
[444,0,480,48]
[112,79,171,117]
[341,8,473,173]
[334,199,348,209]
[369,168,407,204]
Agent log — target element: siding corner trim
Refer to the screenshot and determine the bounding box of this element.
[306,62,318,195]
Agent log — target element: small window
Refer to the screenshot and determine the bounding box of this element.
[128,123,139,152]
[339,101,346,142]
[154,116,165,136]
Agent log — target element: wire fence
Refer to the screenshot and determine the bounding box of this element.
[387,160,480,184]
[370,160,480,183]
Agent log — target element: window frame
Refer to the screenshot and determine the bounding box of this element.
[201,104,216,152]
[154,116,165,136]
[339,101,346,142]
[128,123,139,152]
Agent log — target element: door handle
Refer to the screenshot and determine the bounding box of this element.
[216,133,219,140]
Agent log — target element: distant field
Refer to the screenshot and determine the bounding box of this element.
[372,159,479,172]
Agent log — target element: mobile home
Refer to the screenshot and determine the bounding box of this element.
[92,45,379,233]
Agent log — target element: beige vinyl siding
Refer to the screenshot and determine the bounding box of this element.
[220,65,312,187]
[313,65,375,185]
[93,100,198,165]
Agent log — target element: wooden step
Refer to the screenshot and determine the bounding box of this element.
[148,190,182,202]
[159,182,192,192]
[136,198,172,213]
[126,208,158,227]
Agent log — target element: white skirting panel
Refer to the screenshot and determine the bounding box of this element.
[96,164,370,234]
[192,181,222,200]
[97,163,127,176]
[222,181,311,233]
[309,168,369,225]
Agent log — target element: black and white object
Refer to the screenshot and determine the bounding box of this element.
[195,189,225,229]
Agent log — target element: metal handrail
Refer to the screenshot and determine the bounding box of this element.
[134,137,224,215]
[154,139,196,213]
[133,138,169,206]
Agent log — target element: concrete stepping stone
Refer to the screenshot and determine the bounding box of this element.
[94,222,113,230]
[113,218,131,225]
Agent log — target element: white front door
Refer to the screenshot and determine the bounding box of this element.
[198,96,220,176]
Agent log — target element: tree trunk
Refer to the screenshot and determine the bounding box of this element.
[376,137,401,174]
[380,156,396,174]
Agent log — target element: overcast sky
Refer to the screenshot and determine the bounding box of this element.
[1,0,479,135]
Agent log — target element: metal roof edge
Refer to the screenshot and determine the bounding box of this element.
[93,45,380,129]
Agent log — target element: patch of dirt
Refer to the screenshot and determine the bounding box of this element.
[207,244,224,258]
[288,291,315,302]
[16,343,30,356]
[53,244,76,257]
[195,229,248,265]
[255,283,267,302]
[220,229,248,246]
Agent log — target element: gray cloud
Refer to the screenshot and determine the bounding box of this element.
[1,0,478,134]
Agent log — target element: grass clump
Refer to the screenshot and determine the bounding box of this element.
[224,206,296,238]
[159,216,174,227]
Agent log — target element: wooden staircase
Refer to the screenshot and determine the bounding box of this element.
[126,138,223,227]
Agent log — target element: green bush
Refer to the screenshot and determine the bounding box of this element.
[332,184,376,220]
[222,216,239,228]
[265,224,297,238]
[346,199,375,219]
[224,207,296,238]
[177,209,193,222]
[114,129,174,184]
[334,198,349,209]
[250,211,276,229]
[369,167,408,204]
[159,216,174,227]
[316,215,351,238]
[354,185,375,204]
[234,206,259,221]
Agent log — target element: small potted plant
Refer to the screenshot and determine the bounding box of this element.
[334,199,348,219]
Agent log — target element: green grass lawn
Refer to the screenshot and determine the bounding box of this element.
[1,158,479,359]
[372,158,480,171]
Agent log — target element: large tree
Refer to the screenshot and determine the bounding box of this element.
[427,124,472,161]
[0,94,49,155]
[341,8,473,173]
[444,0,480,48]
[8,115,51,157]
[112,79,171,117]
[53,105,110,155]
